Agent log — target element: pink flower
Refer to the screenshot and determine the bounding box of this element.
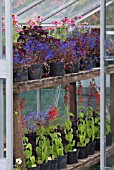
[61,17,71,24]
[52,20,60,25]
[76,15,83,19]
[35,16,44,22]
[44,27,55,31]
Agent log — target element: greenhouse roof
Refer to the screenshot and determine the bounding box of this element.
[12,0,114,24]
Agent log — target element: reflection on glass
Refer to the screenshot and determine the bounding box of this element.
[0,79,6,158]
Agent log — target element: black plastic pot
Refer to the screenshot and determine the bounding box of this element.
[39,162,50,170]
[50,62,64,77]
[80,56,96,71]
[28,166,40,170]
[77,146,88,159]
[87,141,96,155]
[28,64,43,80]
[65,63,79,74]
[57,154,67,169]
[49,159,57,170]
[106,132,112,146]
[95,138,100,151]
[67,150,78,164]
[95,57,100,67]
[13,68,28,82]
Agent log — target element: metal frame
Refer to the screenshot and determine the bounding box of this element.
[37,89,41,114]
[0,0,13,170]
[0,0,4,161]
[16,0,45,16]
[100,0,106,169]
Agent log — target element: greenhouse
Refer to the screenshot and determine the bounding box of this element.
[0,0,114,170]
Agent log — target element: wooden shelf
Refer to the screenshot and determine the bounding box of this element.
[13,68,100,93]
[13,65,114,93]
[66,144,114,170]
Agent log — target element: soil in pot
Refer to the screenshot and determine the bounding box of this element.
[49,62,64,77]
[49,159,57,170]
[67,150,78,164]
[95,138,100,151]
[87,141,96,155]
[13,68,28,82]
[106,132,112,146]
[65,63,79,74]
[39,161,50,170]
[77,146,88,159]
[57,154,67,169]
[28,64,43,80]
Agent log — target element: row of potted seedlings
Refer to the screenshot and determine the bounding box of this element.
[22,106,112,170]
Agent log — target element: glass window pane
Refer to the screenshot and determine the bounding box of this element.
[17,0,71,23]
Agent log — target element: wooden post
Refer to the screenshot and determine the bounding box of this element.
[69,82,77,124]
[13,93,25,170]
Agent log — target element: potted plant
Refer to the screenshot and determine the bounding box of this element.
[36,126,51,170]
[47,111,67,170]
[76,107,90,159]
[64,118,78,164]
[23,136,38,170]
[13,42,28,82]
[85,106,96,155]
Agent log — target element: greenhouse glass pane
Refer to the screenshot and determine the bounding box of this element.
[82,1,114,26]
[17,0,70,23]
[2,0,36,13]
[42,0,100,23]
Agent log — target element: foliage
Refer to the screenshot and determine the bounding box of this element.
[64,107,75,153]
[64,119,75,153]
[106,115,111,135]
[94,111,100,139]
[47,125,64,159]
[49,17,75,41]
[36,126,51,164]
[77,106,90,146]
[86,106,95,141]
[23,136,37,169]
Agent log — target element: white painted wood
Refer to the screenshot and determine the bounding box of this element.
[0,59,6,78]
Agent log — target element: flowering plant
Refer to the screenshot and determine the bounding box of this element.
[13,158,22,170]
[50,17,75,41]
[2,14,20,45]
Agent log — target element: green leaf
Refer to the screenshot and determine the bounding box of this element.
[30,156,35,165]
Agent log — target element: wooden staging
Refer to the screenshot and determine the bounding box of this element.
[13,65,114,93]
[13,65,114,170]
[66,144,114,170]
